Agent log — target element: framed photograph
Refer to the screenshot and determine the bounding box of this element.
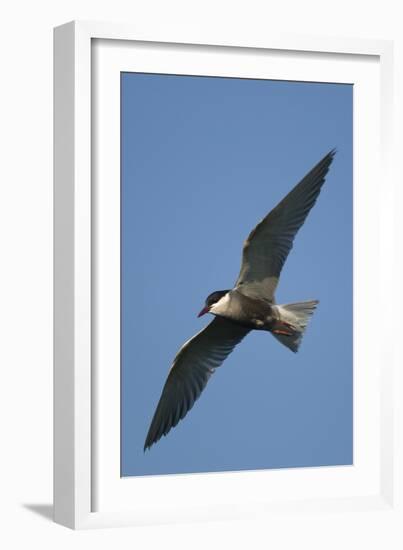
[54,21,400,532]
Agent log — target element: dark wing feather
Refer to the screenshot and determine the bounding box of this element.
[144,317,250,450]
[235,150,335,300]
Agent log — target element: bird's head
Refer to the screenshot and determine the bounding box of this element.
[197,290,230,317]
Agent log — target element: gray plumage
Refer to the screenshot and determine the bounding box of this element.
[235,150,336,300]
[144,317,250,450]
[144,150,335,450]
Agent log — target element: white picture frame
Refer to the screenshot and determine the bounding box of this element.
[54,20,400,532]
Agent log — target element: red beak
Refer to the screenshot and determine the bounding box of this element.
[197,306,209,318]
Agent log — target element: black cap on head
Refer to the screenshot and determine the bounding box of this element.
[205,290,230,307]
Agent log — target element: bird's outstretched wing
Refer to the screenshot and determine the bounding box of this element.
[235,150,336,301]
[144,317,250,450]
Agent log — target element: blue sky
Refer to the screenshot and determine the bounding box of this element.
[121,72,353,477]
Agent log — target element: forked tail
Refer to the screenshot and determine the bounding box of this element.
[272,300,319,353]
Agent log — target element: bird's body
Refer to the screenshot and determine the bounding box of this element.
[144,150,336,450]
[208,289,273,330]
[209,288,317,340]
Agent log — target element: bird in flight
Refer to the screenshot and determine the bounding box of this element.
[144,150,336,451]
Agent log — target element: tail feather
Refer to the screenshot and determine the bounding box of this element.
[272,300,318,353]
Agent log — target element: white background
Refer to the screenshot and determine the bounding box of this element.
[1,0,402,548]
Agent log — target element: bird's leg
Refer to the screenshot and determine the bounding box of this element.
[272,320,295,337]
